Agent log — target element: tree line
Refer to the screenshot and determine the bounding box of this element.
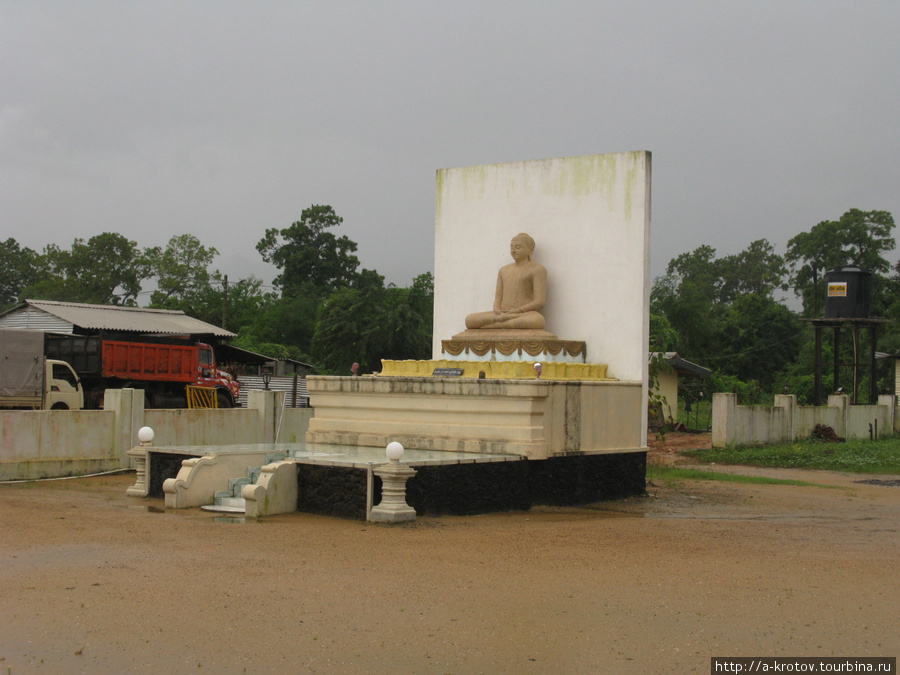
[0,205,433,375]
[3,205,897,398]
[651,208,899,404]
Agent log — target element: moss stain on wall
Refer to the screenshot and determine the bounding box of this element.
[538,153,639,226]
[439,153,647,226]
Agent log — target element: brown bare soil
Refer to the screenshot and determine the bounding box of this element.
[1,445,898,674]
[647,430,713,463]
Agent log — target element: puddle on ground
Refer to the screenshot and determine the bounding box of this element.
[518,505,646,522]
[124,502,253,521]
[126,504,166,514]
[125,504,253,523]
[855,478,900,487]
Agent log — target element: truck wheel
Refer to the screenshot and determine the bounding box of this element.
[50,402,70,410]
[217,390,233,408]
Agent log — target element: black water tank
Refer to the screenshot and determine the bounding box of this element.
[824,266,873,318]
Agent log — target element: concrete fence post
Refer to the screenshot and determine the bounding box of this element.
[248,390,286,444]
[773,394,797,442]
[877,394,896,435]
[104,388,145,467]
[827,394,849,439]
[712,393,737,448]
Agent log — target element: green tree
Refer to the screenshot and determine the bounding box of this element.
[218,276,277,332]
[144,234,219,311]
[652,239,798,393]
[714,294,804,392]
[786,209,896,315]
[718,239,788,303]
[776,333,833,404]
[309,271,433,374]
[256,205,360,297]
[651,268,722,359]
[379,273,434,361]
[649,313,678,353]
[311,269,387,374]
[173,273,277,334]
[0,238,40,309]
[229,285,315,368]
[20,243,77,303]
[408,271,434,325]
[247,287,320,357]
[661,244,721,302]
[657,239,786,308]
[23,233,147,305]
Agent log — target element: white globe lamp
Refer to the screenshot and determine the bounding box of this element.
[137,426,155,446]
[385,441,405,462]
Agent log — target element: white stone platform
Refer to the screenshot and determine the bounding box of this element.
[306,375,646,460]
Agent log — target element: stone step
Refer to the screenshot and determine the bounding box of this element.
[228,477,251,496]
[206,467,265,513]
[200,503,245,513]
[205,492,246,513]
[217,496,246,509]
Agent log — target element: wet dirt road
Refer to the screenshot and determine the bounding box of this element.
[1,457,898,674]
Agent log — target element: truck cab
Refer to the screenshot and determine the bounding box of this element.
[45,359,84,410]
[0,328,84,410]
[194,342,241,407]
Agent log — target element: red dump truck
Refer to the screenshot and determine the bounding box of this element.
[44,335,240,409]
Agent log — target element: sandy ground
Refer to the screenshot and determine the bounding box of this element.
[1,433,898,674]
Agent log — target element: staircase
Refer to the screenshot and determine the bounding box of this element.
[200,453,287,513]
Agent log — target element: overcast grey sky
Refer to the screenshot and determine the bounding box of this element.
[2,1,898,298]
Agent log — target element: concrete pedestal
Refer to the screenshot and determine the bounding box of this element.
[369,461,417,523]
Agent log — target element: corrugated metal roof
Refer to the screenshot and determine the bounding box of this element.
[0,305,75,333]
[0,300,235,337]
[216,343,315,370]
[650,351,712,378]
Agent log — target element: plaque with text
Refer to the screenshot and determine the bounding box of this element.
[432,368,465,377]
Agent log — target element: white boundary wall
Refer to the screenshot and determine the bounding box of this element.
[712,393,898,447]
[0,390,313,481]
[433,152,651,390]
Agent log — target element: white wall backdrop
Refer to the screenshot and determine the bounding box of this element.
[433,151,651,384]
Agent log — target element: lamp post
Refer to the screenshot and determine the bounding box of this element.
[369,442,417,523]
[261,366,273,391]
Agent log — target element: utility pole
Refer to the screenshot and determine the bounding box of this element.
[812,263,819,317]
[222,274,228,330]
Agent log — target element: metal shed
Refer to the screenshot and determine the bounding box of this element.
[0,299,235,339]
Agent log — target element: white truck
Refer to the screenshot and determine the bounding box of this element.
[0,328,83,410]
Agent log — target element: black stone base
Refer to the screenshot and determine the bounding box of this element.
[295,452,647,520]
[527,452,647,506]
[148,452,192,498]
[408,452,646,515]
[296,465,369,520]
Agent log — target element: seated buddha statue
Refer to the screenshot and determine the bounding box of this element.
[465,233,547,331]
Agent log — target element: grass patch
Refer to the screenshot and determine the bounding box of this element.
[685,436,900,474]
[647,465,828,487]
